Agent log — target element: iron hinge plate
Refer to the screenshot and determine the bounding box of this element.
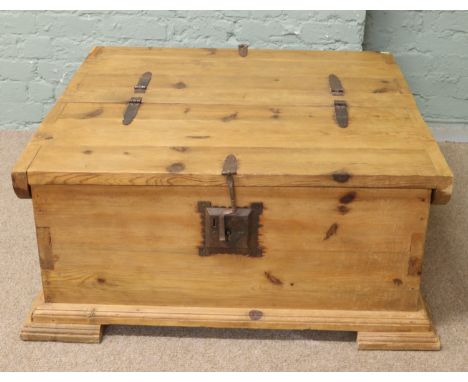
[122,96,142,125]
[334,100,348,128]
[134,71,152,93]
[329,74,344,96]
[122,71,151,125]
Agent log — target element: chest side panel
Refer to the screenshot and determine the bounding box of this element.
[32,185,430,311]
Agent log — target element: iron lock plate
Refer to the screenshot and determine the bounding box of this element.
[198,154,263,257]
[198,201,263,257]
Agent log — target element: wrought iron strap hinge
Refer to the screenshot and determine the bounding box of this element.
[122,71,152,125]
[334,100,348,128]
[134,71,152,93]
[329,74,344,96]
[329,74,348,128]
[123,97,142,125]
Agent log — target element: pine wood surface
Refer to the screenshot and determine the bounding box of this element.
[32,184,429,311]
[357,331,440,351]
[31,294,432,331]
[12,47,452,202]
[20,292,102,343]
[24,291,439,350]
[20,320,102,343]
[12,47,453,350]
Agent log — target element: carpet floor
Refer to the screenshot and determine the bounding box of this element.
[0,131,467,371]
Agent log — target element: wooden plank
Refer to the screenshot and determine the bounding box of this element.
[61,91,415,108]
[61,47,413,108]
[27,144,449,190]
[57,101,416,122]
[41,268,421,311]
[357,330,440,350]
[10,103,64,199]
[32,185,430,254]
[61,53,413,108]
[426,141,454,204]
[61,76,413,108]
[20,292,102,343]
[23,290,438,347]
[49,103,433,144]
[79,52,398,76]
[11,142,40,199]
[30,292,433,333]
[68,73,411,95]
[33,185,429,311]
[22,103,451,199]
[21,320,102,343]
[88,46,394,62]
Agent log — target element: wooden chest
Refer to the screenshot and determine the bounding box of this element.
[12,46,453,350]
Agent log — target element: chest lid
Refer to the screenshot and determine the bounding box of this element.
[12,46,452,203]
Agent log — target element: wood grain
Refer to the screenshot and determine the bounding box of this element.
[43,102,435,143]
[11,141,41,199]
[23,291,439,348]
[20,292,102,343]
[27,144,450,191]
[11,47,453,202]
[32,184,429,311]
[357,330,440,351]
[36,227,54,270]
[13,47,452,349]
[20,320,102,343]
[30,292,433,332]
[11,102,64,199]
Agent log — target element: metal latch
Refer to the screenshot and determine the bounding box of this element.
[122,97,142,125]
[222,155,237,212]
[238,44,248,57]
[217,154,238,242]
[198,154,263,257]
[329,74,344,96]
[334,100,348,128]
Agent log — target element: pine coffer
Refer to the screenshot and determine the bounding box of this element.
[12,46,453,350]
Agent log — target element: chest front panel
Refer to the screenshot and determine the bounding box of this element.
[33,184,429,311]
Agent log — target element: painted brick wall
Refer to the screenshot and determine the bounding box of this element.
[364,10,468,141]
[0,10,366,130]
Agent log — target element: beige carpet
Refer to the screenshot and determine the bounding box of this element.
[0,130,467,371]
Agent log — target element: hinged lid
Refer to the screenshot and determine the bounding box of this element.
[12,46,453,203]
